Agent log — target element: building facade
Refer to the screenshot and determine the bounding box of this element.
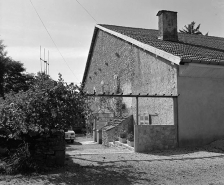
[82,10,224,150]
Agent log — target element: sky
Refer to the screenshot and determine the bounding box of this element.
[0,0,224,84]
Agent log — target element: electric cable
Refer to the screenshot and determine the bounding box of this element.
[75,0,97,23]
[29,0,80,82]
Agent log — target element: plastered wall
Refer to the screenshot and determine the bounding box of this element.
[84,29,178,126]
[178,64,224,147]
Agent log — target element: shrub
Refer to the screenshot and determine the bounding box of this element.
[0,73,92,174]
[0,73,90,141]
[2,142,42,174]
[127,132,134,141]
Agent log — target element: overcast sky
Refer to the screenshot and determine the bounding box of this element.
[1,0,224,84]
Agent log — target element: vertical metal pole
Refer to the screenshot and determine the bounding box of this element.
[40,46,42,73]
[174,97,179,147]
[45,50,47,74]
[44,48,45,74]
[136,96,139,125]
[48,50,49,75]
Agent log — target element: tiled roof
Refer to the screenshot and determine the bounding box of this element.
[99,24,224,63]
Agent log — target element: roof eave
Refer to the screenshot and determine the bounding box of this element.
[96,25,181,65]
[81,26,99,87]
[180,59,224,66]
[82,24,182,88]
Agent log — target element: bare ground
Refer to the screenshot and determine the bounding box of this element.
[1,137,224,185]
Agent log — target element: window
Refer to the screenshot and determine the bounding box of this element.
[139,114,152,125]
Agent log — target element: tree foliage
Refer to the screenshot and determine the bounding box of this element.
[0,40,34,98]
[179,21,208,36]
[0,73,90,141]
[0,40,91,174]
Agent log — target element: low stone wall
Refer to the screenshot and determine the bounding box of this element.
[30,130,65,166]
[0,130,65,167]
[102,125,116,146]
[102,115,133,146]
[134,125,177,152]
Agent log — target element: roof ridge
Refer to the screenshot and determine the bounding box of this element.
[99,24,224,40]
[98,24,157,32]
[178,32,224,40]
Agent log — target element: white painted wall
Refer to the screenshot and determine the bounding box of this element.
[178,64,224,147]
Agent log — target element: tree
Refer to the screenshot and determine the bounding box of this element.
[179,21,208,35]
[0,73,90,140]
[4,60,35,94]
[0,40,7,97]
[0,40,35,97]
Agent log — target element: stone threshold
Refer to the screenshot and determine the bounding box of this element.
[109,141,134,151]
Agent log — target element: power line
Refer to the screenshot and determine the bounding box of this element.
[75,0,97,23]
[29,0,80,82]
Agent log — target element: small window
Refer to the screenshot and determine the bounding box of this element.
[145,116,149,120]
[139,114,152,125]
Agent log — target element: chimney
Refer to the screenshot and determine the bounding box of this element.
[156,10,178,41]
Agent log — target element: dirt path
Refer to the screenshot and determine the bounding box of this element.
[66,136,133,155]
[1,137,224,184]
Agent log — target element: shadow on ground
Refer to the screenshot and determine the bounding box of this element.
[140,144,224,157]
[32,137,150,185]
[66,141,82,146]
[37,163,149,185]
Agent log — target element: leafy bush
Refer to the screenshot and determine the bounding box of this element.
[0,73,91,174]
[127,132,134,141]
[0,73,90,140]
[2,142,42,174]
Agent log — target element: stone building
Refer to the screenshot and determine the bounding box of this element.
[82,10,224,152]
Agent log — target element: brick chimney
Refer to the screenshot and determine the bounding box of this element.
[156,10,178,41]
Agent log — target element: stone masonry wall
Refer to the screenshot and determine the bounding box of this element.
[102,127,116,146]
[134,125,177,152]
[0,130,65,167]
[30,130,65,166]
[102,116,133,146]
[84,29,178,126]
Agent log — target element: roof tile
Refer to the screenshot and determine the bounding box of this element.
[99,24,224,63]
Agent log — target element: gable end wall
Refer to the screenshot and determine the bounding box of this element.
[84,30,178,126]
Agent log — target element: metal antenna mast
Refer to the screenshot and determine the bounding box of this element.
[40,46,49,75]
[40,46,42,72]
[48,50,49,75]
[44,48,46,74]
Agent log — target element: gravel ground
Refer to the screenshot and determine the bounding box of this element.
[1,137,224,185]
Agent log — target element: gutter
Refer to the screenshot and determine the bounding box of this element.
[180,59,224,66]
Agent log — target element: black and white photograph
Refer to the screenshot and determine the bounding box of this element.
[1,0,224,184]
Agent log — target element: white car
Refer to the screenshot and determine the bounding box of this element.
[65,130,75,143]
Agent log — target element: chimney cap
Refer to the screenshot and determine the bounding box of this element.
[156,10,177,16]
